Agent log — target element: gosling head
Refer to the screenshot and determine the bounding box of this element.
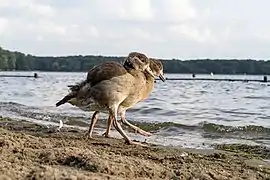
[123,52,155,78]
[149,58,166,82]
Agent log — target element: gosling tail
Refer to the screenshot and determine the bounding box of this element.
[55,80,87,107]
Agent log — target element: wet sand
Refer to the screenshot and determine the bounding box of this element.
[0,117,269,180]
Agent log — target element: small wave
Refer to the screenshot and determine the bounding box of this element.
[0,101,88,124]
[131,120,270,139]
[136,107,163,115]
[199,121,270,134]
[158,110,179,116]
[244,96,270,100]
[0,101,26,107]
[218,109,262,116]
[131,121,198,132]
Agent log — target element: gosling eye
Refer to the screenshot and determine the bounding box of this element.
[141,58,147,63]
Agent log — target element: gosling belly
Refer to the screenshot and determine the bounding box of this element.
[68,97,108,112]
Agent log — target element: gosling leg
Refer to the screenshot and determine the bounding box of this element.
[120,111,153,137]
[85,111,99,139]
[102,114,114,138]
[110,106,148,147]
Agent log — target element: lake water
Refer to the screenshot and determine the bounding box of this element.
[0,71,270,149]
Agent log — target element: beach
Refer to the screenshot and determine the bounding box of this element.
[0,117,269,180]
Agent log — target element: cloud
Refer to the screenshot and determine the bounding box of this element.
[0,17,8,35]
[0,0,55,17]
[169,24,215,43]
[27,3,55,17]
[100,0,154,21]
[130,28,151,39]
[153,0,197,22]
[0,0,270,59]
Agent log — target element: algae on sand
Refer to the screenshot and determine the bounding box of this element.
[214,143,270,160]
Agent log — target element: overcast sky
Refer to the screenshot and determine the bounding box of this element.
[0,0,269,59]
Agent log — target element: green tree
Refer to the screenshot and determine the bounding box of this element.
[7,52,16,70]
[0,46,270,75]
[0,54,8,70]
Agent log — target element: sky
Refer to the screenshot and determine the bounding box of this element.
[0,0,270,59]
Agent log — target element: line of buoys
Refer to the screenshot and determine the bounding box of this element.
[156,75,268,83]
[0,73,39,78]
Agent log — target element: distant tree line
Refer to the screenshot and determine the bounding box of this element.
[1,46,270,74]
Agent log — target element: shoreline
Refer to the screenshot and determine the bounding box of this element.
[0,117,269,180]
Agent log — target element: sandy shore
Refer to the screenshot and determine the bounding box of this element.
[0,117,269,180]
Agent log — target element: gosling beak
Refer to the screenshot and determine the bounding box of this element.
[159,73,166,82]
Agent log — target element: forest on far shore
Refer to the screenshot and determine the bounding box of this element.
[0,46,270,75]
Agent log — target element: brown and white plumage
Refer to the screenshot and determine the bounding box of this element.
[55,52,151,108]
[102,58,165,137]
[87,57,165,138]
[56,52,156,145]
